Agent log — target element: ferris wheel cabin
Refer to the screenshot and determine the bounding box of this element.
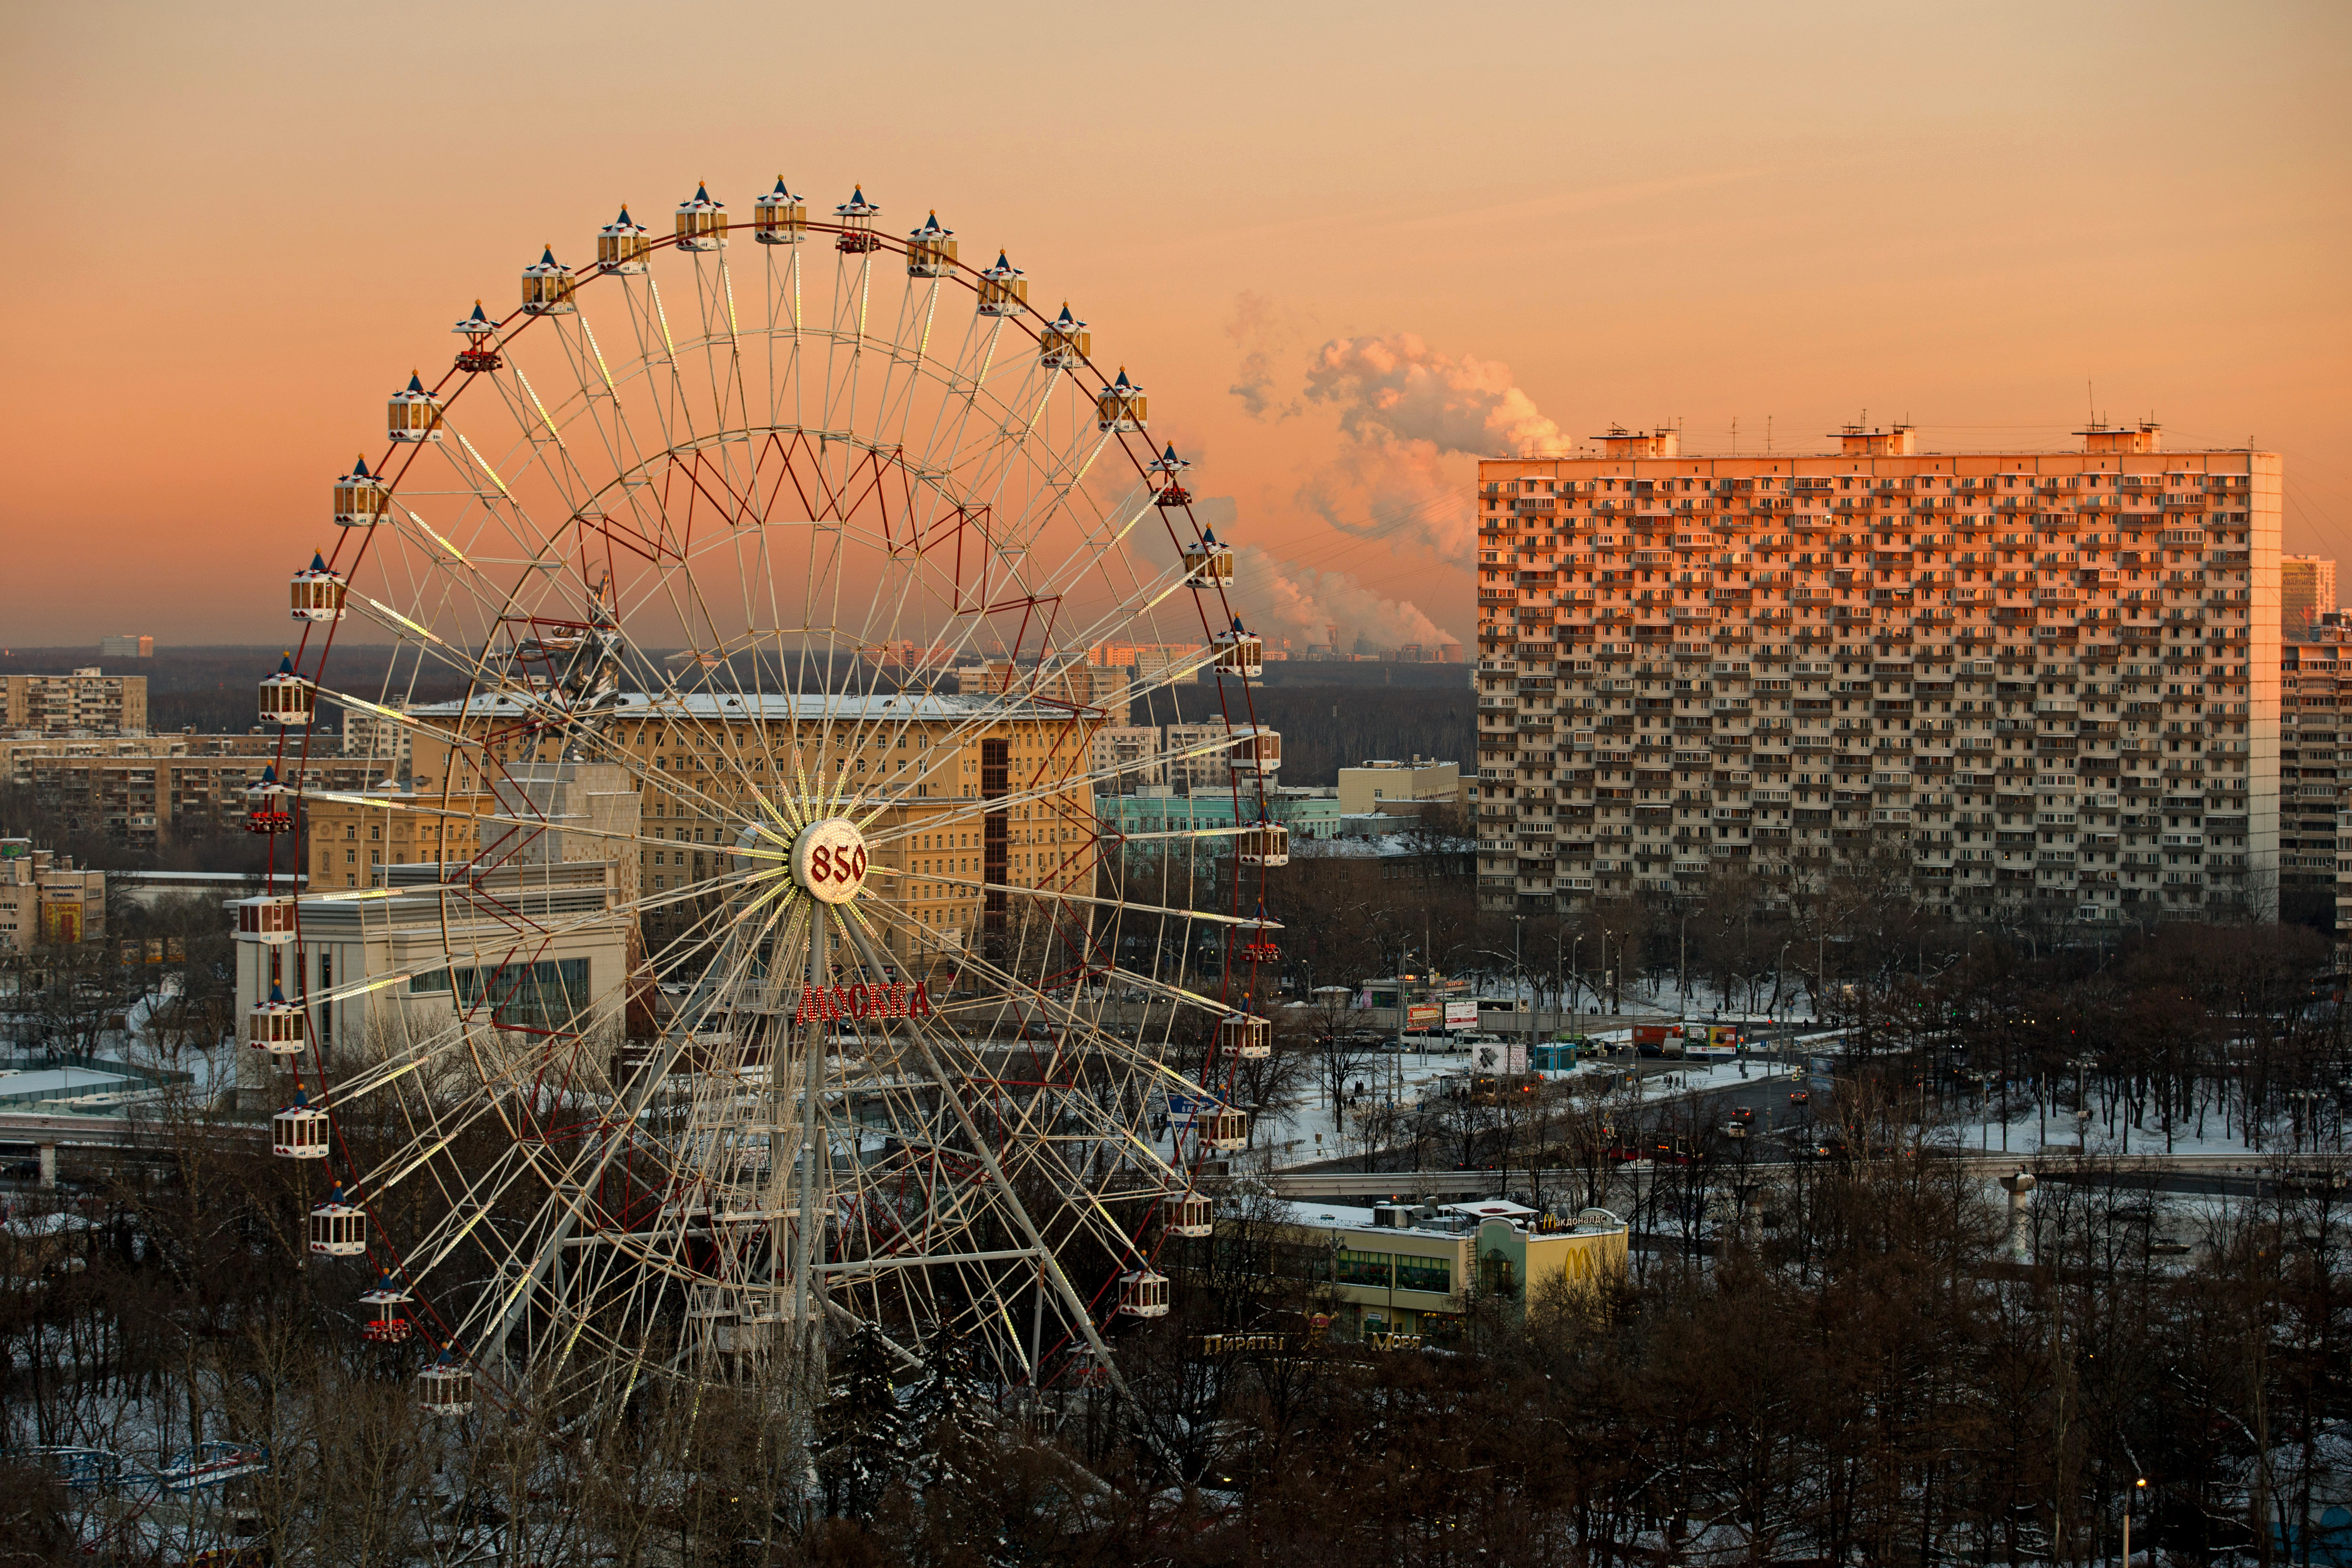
[451,300,502,372]
[259,655,316,727]
[418,1360,473,1417]
[247,984,307,1055]
[1237,821,1290,866]
[674,182,726,251]
[334,456,389,528]
[387,373,444,443]
[1039,304,1089,368]
[977,251,1026,316]
[1201,1107,1251,1152]
[244,766,293,835]
[1095,367,1147,432]
[754,179,805,244]
[520,245,576,315]
[291,554,345,622]
[1116,1268,1171,1319]
[272,1090,329,1159]
[1226,725,1282,776]
[906,211,957,277]
[1181,536,1233,587]
[359,1278,414,1344]
[1219,1013,1273,1060]
[308,1186,367,1256]
[1151,444,1195,509]
[1162,1192,1214,1238]
[598,205,651,273]
[1213,628,1264,680]
[235,895,299,946]
[834,185,880,253]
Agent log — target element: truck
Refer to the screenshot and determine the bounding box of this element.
[1631,1024,1685,1058]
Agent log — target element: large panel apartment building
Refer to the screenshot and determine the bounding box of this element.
[1475,423,2281,925]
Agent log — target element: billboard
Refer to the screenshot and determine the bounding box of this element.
[1405,1003,1442,1029]
[1443,999,1479,1028]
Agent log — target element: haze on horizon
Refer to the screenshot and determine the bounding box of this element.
[2,0,2346,653]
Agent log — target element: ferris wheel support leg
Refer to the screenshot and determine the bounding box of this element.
[474,1021,700,1378]
[834,915,1142,1419]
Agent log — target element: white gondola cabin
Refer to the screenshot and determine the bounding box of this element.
[1219,1013,1273,1060]
[834,185,880,254]
[291,553,345,622]
[1213,626,1263,680]
[1236,821,1289,866]
[418,1361,473,1416]
[1039,303,1089,368]
[519,245,575,315]
[273,1093,329,1159]
[674,182,725,251]
[1162,1192,1214,1238]
[309,1187,367,1256]
[1151,444,1194,509]
[387,372,443,443]
[1201,1107,1250,1152]
[360,1278,413,1344]
[235,895,299,946]
[1115,1268,1171,1318]
[977,250,1026,316]
[335,456,390,528]
[598,205,651,272]
[1227,727,1282,776]
[451,300,500,372]
[753,179,805,244]
[906,211,957,277]
[260,655,315,727]
[1181,538,1234,589]
[1095,367,1146,432]
[247,985,307,1054]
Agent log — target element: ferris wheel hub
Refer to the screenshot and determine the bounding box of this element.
[789,817,869,904]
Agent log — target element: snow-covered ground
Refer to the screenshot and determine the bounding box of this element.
[1925,1105,2332,1161]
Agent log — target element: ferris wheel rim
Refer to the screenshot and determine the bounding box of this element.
[265,180,1288,1418]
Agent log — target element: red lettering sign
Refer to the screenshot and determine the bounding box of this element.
[793,981,933,1024]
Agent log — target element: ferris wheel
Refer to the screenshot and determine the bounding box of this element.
[237,176,1291,1418]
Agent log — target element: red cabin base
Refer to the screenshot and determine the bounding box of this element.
[362,1318,414,1345]
[455,349,502,373]
[1154,484,1192,508]
[244,811,294,835]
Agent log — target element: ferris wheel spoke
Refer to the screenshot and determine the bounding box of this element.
[830,914,1140,1384]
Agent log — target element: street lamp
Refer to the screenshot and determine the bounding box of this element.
[1512,914,1529,1057]
[2124,1476,2146,1568]
[1570,934,1583,1041]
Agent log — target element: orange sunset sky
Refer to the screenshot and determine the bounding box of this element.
[3,0,2347,654]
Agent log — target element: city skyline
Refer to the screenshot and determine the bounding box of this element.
[3,1,2347,652]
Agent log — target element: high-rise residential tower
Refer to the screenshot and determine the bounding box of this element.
[1474,423,2281,924]
[2282,555,2336,638]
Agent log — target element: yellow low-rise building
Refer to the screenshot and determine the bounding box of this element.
[1277,1198,1627,1339]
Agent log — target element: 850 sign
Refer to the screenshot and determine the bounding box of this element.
[791,818,870,905]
